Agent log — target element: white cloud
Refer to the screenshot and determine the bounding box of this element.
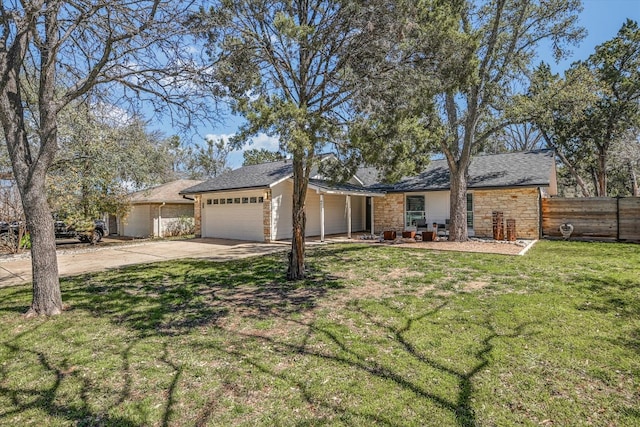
[249,133,281,151]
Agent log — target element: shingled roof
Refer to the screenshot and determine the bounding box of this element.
[130,179,203,204]
[180,160,294,194]
[372,149,556,192]
[180,149,555,195]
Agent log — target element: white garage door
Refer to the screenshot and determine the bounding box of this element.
[202,192,264,241]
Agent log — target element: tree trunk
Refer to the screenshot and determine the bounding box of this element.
[287,155,308,280]
[23,186,62,317]
[555,149,592,197]
[0,18,63,316]
[597,151,607,197]
[629,161,639,196]
[448,167,469,242]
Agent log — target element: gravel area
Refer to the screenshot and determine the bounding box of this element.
[358,236,536,255]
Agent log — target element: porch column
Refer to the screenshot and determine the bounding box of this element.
[346,195,352,239]
[320,194,325,242]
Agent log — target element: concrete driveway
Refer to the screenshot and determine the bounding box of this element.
[0,238,288,288]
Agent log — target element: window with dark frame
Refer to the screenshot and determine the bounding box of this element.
[227,198,233,204]
[258,196,264,203]
[242,197,249,204]
[213,199,219,205]
[234,198,240,204]
[250,197,257,203]
[206,199,212,205]
[220,198,226,204]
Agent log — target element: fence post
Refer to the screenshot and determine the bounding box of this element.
[538,190,543,239]
[617,196,621,241]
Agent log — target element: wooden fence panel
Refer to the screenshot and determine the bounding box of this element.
[619,197,640,241]
[541,197,640,241]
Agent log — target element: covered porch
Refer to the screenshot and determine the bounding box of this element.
[306,180,385,242]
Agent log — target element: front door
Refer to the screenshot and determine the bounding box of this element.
[365,197,372,231]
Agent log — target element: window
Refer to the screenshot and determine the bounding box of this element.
[467,193,474,229]
[242,197,249,204]
[250,197,257,203]
[206,199,212,205]
[258,196,264,203]
[234,198,240,204]
[226,198,233,204]
[405,195,425,227]
[220,198,226,205]
[213,199,219,205]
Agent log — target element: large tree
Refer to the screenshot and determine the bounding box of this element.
[48,104,174,222]
[520,63,599,197]
[524,20,640,197]
[582,19,640,196]
[437,0,583,240]
[356,0,583,241]
[0,1,217,316]
[194,0,446,279]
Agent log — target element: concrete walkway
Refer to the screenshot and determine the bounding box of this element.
[0,238,290,288]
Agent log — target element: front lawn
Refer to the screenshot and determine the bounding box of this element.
[0,240,638,426]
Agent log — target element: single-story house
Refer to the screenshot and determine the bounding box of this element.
[180,149,557,242]
[369,149,558,239]
[180,159,384,242]
[114,179,203,238]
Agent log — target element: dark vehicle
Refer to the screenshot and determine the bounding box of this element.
[0,221,24,236]
[1,218,107,245]
[54,219,108,244]
[54,219,108,245]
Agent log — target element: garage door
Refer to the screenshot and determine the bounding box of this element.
[122,205,151,237]
[202,192,264,241]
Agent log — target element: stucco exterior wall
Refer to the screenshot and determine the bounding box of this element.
[472,187,540,239]
[373,193,404,234]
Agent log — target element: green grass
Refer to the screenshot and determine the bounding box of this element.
[0,240,638,426]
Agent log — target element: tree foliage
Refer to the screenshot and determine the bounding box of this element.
[185,137,231,179]
[47,103,174,223]
[0,0,218,316]
[523,20,640,197]
[243,148,286,166]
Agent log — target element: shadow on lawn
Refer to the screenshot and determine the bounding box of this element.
[62,254,343,337]
[195,298,533,427]
[1,245,533,426]
[0,323,141,426]
[0,250,346,426]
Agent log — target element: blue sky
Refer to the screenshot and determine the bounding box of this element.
[164,0,640,169]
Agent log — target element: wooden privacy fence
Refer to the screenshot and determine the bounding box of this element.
[541,197,640,241]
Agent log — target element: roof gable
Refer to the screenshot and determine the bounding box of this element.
[180,160,294,194]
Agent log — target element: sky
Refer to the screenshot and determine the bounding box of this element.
[160,0,640,169]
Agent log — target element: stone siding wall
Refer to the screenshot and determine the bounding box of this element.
[473,188,540,239]
[263,189,272,242]
[373,193,404,234]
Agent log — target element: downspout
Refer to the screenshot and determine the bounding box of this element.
[159,202,165,238]
[371,197,375,235]
[320,194,325,242]
[346,195,351,239]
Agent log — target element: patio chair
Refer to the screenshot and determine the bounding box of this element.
[415,218,428,232]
